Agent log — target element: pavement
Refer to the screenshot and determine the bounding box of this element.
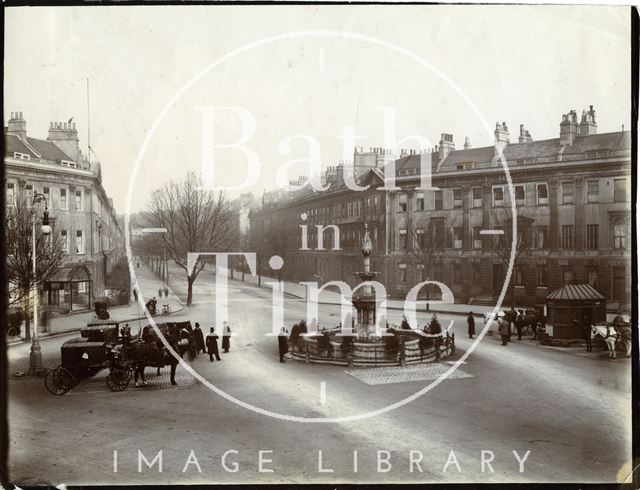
[7,264,632,485]
[229,269,623,321]
[7,262,184,345]
[230,268,498,316]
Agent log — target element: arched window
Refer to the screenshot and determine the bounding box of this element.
[613,219,627,250]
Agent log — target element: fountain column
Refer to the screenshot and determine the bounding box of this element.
[352,223,381,338]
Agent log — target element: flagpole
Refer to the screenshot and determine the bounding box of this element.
[86,77,91,165]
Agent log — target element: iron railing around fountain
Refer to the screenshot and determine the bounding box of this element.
[289,330,455,367]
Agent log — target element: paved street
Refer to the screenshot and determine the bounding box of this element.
[8,263,632,485]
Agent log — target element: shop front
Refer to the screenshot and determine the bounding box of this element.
[44,264,93,315]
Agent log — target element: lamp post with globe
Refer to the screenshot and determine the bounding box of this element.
[29,192,51,376]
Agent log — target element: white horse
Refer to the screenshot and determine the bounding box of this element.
[591,324,631,359]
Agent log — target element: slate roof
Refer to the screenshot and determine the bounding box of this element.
[396,130,631,173]
[5,133,33,156]
[5,133,73,163]
[563,131,631,155]
[546,283,605,302]
[26,136,73,161]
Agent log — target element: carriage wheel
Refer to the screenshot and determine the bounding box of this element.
[106,368,131,392]
[44,367,76,395]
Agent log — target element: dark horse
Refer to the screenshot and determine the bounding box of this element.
[126,322,196,386]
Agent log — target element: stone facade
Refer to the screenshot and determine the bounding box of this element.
[5,111,124,313]
[249,106,631,308]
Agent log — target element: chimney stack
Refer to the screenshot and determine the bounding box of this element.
[493,122,510,163]
[438,133,455,161]
[559,110,579,146]
[463,136,471,150]
[47,119,80,161]
[518,124,533,143]
[494,122,510,146]
[579,105,597,136]
[7,111,27,139]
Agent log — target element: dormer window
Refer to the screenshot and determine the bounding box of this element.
[61,160,77,168]
[13,152,30,160]
[586,149,610,159]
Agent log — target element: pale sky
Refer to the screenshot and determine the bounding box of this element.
[4,5,632,213]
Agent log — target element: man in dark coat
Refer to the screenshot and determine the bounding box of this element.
[278,328,289,363]
[515,310,524,341]
[467,312,476,339]
[579,319,592,352]
[193,322,205,355]
[222,322,231,353]
[206,327,221,362]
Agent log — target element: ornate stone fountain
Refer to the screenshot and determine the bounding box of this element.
[351,223,381,339]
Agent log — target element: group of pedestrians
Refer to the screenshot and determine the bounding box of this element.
[192,322,232,362]
[157,286,170,298]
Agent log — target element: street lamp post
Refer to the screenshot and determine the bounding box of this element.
[30,192,51,376]
[96,219,107,283]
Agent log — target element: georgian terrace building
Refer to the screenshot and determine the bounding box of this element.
[5,111,124,314]
[249,106,631,308]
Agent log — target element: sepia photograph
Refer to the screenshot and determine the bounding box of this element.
[2,3,636,487]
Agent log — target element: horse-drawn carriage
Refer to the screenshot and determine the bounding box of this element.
[44,318,197,395]
[124,318,196,387]
[591,316,632,359]
[44,320,133,395]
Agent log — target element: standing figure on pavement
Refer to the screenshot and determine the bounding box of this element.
[508,308,517,341]
[222,322,231,353]
[193,322,205,355]
[164,286,169,298]
[498,315,510,346]
[206,327,221,362]
[278,327,289,363]
[580,319,593,352]
[133,289,138,303]
[158,288,163,299]
[515,310,524,341]
[467,312,475,339]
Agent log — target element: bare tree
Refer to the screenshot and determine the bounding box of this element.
[6,197,65,340]
[490,209,534,308]
[407,217,454,299]
[145,172,239,306]
[132,233,165,275]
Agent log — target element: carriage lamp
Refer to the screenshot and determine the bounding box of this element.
[82,352,89,360]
